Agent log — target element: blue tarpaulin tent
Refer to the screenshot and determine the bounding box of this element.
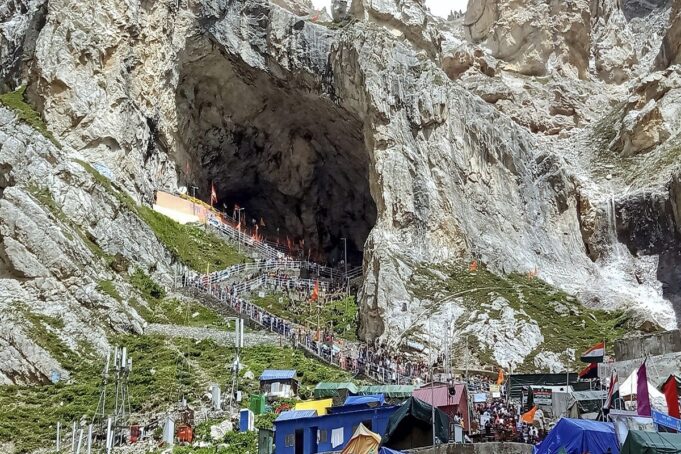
[344,394,385,407]
[534,418,620,454]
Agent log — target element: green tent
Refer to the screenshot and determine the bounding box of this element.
[358,385,414,398]
[621,430,681,454]
[313,382,358,399]
[382,397,449,450]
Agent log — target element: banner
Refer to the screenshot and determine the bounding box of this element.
[652,410,681,431]
[610,410,656,446]
[489,384,500,393]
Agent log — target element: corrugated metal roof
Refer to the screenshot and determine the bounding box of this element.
[413,383,466,408]
[275,410,317,421]
[259,369,297,381]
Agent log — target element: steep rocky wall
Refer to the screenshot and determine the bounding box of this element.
[0,106,182,384]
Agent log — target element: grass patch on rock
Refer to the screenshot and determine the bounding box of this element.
[252,293,358,340]
[409,263,632,370]
[0,329,350,452]
[0,86,61,148]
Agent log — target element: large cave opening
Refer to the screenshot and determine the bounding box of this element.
[175,37,376,265]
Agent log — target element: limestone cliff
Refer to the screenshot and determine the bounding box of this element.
[1,0,681,378]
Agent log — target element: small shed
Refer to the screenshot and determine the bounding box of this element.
[294,399,333,416]
[260,369,298,400]
[413,383,470,432]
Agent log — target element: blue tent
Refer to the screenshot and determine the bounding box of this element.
[534,418,619,454]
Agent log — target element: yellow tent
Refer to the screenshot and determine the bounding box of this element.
[341,423,381,454]
[293,398,333,416]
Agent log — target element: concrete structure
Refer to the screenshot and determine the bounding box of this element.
[600,351,681,388]
[613,330,681,361]
[405,442,533,453]
[273,405,397,454]
[153,190,212,224]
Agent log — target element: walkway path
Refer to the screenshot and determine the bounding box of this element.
[145,323,282,347]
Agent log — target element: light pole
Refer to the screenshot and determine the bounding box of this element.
[341,238,348,276]
[190,185,198,216]
[237,207,245,254]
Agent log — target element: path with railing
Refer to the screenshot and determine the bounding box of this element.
[183,273,426,385]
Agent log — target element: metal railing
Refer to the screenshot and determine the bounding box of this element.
[183,276,419,385]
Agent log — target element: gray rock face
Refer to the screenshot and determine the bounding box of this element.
[1,0,681,376]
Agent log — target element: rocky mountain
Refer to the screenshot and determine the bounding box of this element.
[1,0,680,380]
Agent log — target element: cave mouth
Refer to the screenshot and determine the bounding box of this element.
[175,37,376,266]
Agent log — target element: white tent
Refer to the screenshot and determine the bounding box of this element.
[619,368,667,413]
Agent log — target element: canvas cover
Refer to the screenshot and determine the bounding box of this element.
[533,418,620,454]
[313,382,359,398]
[341,423,380,454]
[359,385,414,398]
[378,448,406,454]
[621,430,681,454]
[620,368,668,412]
[382,397,449,447]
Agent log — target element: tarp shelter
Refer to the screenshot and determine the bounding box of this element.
[341,423,380,454]
[620,368,668,412]
[382,397,449,450]
[344,394,385,408]
[621,430,681,454]
[313,382,358,400]
[359,385,414,399]
[533,418,619,454]
[379,448,406,454]
[294,398,333,416]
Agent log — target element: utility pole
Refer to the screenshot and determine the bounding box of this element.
[341,237,349,295]
[429,318,436,447]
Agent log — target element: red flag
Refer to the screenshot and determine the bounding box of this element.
[663,375,680,419]
[311,280,319,301]
[637,361,651,416]
[579,362,598,380]
[210,182,217,206]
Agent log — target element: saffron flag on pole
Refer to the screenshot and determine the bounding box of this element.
[580,341,605,363]
[496,368,505,385]
[210,182,218,206]
[603,369,619,410]
[637,361,652,416]
[521,406,537,423]
[662,375,680,419]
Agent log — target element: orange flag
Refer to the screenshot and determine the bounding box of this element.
[469,260,478,272]
[521,406,537,424]
[496,368,505,385]
[311,280,319,301]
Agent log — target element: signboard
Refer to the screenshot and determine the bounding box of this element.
[653,410,681,431]
[489,384,500,393]
[533,387,553,406]
[473,393,488,403]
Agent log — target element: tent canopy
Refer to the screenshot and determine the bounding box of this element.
[621,430,681,454]
[382,397,449,449]
[341,423,381,454]
[313,382,359,398]
[534,418,620,454]
[620,368,668,412]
